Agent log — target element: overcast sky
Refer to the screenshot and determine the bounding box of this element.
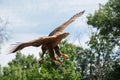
[0,0,108,66]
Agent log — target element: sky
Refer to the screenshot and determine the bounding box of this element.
[0,0,108,66]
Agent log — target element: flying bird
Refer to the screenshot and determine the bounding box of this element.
[11,10,85,64]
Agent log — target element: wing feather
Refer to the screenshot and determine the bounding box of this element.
[49,10,85,36]
[11,36,56,53]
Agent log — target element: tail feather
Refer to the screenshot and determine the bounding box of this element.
[11,42,31,53]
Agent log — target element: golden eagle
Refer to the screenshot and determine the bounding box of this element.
[11,10,85,64]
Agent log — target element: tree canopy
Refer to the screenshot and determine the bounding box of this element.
[86,0,120,79]
[87,0,120,46]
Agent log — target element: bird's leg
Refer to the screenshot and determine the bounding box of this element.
[48,48,62,64]
[38,46,46,62]
[38,49,45,62]
[54,46,62,57]
[54,46,69,59]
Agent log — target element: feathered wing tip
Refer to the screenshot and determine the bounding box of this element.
[9,42,30,53]
[71,10,85,20]
[8,44,17,54]
[48,10,85,36]
[9,43,22,53]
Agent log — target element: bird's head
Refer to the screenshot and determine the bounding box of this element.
[63,32,70,37]
[58,32,70,39]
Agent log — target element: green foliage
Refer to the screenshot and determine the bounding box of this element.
[88,33,114,80]
[87,0,120,46]
[75,47,92,80]
[0,41,81,80]
[75,32,119,80]
[106,61,120,80]
[85,0,120,79]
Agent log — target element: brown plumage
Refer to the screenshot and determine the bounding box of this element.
[11,10,85,64]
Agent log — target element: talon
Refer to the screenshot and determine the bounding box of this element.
[56,60,62,65]
[62,54,69,59]
[38,58,42,63]
[53,59,62,65]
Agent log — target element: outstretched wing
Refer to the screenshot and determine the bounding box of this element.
[49,10,85,36]
[11,36,56,53]
[11,32,69,53]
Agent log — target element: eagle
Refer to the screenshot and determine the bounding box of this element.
[11,10,85,64]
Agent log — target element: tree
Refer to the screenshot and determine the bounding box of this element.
[88,33,115,80]
[87,0,120,46]
[106,61,120,80]
[75,32,119,80]
[86,0,120,79]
